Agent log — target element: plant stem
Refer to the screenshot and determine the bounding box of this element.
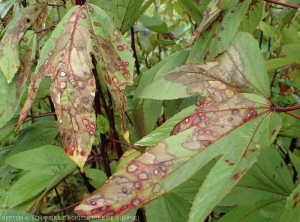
[264,0,299,9]
[131,27,141,75]
[273,104,300,112]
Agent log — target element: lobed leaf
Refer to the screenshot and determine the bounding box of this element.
[17,3,133,170]
[219,146,294,221]
[74,93,281,218]
[0,3,46,83]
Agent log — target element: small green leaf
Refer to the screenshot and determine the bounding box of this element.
[238,0,263,33]
[289,151,300,175]
[265,58,294,71]
[110,0,154,34]
[282,44,300,61]
[84,168,108,189]
[0,0,17,19]
[139,11,169,33]
[97,115,110,134]
[177,0,202,23]
[145,193,191,222]
[280,184,300,222]
[135,104,196,146]
[279,111,300,139]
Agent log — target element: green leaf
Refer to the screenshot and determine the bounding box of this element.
[136,104,196,146]
[145,193,191,222]
[173,159,216,202]
[7,118,59,158]
[177,0,202,23]
[289,151,300,175]
[110,0,154,34]
[4,145,76,208]
[279,111,300,139]
[282,44,300,61]
[0,117,17,143]
[280,184,300,222]
[219,146,293,221]
[0,30,37,128]
[187,0,251,63]
[238,0,263,34]
[97,115,110,134]
[0,3,46,83]
[84,168,108,189]
[139,11,169,33]
[259,21,280,47]
[5,145,74,170]
[265,58,294,71]
[0,0,17,19]
[134,50,190,100]
[132,99,163,139]
[140,32,270,100]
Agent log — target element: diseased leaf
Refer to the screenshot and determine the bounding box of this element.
[74,93,282,218]
[140,32,270,100]
[17,3,133,170]
[187,0,251,63]
[0,3,46,83]
[0,30,37,128]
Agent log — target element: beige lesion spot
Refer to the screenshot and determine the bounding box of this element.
[127,164,138,173]
[152,183,161,194]
[60,81,67,89]
[139,173,148,180]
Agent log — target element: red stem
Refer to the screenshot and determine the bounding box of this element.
[273,104,300,112]
[286,111,300,120]
[264,0,299,9]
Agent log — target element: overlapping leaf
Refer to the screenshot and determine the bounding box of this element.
[110,0,154,34]
[187,0,251,63]
[74,33,281,219]
[139,32,270,100]
[0,3,46,83]
[0,30,37,128]
[17,3,133,170]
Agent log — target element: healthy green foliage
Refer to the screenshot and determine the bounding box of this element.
[0,0,299,221]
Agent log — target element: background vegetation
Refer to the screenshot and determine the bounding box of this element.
[0,0,300,221]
